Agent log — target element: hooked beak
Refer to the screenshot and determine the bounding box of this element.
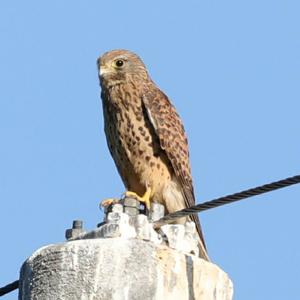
[99,65,111,77]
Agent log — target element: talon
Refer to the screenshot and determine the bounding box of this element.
[125,187,152,210]
[100,198,119,208]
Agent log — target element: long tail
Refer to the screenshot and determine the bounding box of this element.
[189,214,210,261]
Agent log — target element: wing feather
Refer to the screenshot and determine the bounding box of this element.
[142,85,206,249]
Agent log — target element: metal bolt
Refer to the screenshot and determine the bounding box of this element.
[149,203,165,222]
[122,197,140,217]
[72,220,83,229]
[112,204,124,213]
[65,220,84,240]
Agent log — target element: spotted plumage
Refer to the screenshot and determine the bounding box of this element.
[97,50,208,260]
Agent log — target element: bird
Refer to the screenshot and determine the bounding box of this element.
[97,49,208,260]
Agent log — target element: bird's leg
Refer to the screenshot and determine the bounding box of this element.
[100,198,120,208]
[125,187,152,210]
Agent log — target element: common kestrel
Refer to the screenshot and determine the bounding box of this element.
[97,50,208,260]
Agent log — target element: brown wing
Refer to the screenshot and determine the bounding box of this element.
[142,83,206,249]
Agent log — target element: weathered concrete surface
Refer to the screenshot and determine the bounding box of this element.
[19,238,233,300]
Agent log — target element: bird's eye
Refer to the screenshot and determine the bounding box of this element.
[114,59,124,68]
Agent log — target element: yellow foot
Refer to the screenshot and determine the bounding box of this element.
[125,187,152,210]
[100,198,119,209]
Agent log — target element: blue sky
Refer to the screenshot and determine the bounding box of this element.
[0,1,299,299]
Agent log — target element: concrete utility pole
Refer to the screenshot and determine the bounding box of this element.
[19,199,233,300]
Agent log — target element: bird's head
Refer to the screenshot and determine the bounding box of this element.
[97,49,149,87]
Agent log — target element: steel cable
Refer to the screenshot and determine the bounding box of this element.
[154,175,300,228]
[0,280,18,297]
[1,175,300,296]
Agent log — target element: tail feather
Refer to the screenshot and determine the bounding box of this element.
[163,180,209,260]
[189,214,210,261]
